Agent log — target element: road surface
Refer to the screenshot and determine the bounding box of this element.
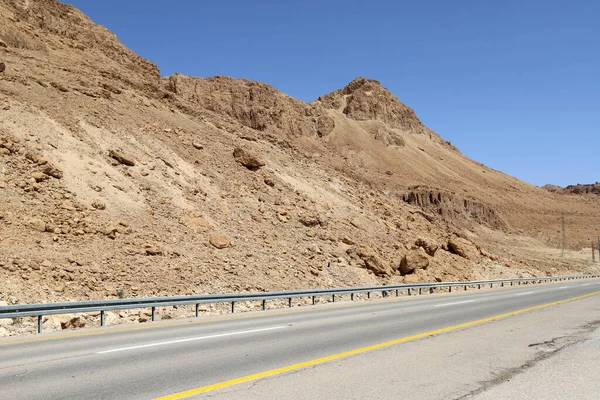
[1,279,599,399]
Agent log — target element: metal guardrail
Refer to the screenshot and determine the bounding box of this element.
[1,274,598,334]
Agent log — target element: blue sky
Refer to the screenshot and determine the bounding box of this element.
[64,0,599,187]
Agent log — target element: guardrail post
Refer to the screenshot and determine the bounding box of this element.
[449,286,452,293]
[151,307,156,321]
[367,292,371,299]
[408,288,412,296]
[351,293,355,301]
[429,287,434,294]
[419,288,422,295]
[231,302,235,313]
[501,282,504,287]
[100,310,105,326]
[312,296,316,305]
[37,315,43,334]
[332,294,335,303]
[262,299,266,311]
[478,284,481,289]
[288,298,292,307]
[195,304,200,317]
[490,283,493,288]
[396,289,399,297]
[464,285,467,291]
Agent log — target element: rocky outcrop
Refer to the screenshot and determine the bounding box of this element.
[402,187,509,231]
[315,77,436,137]
[162,74,327,137]
[544,183,600,196]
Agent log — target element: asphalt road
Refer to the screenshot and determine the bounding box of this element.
[1,279,600,400]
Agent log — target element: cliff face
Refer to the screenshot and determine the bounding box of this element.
[1,0,599,335]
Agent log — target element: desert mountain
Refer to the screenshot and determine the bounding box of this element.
[1,0,599,334]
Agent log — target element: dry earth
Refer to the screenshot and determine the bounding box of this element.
[0,0,599,335]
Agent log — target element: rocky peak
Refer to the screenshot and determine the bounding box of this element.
[314,76,434,136]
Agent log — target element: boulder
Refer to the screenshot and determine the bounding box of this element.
[349,246,394,277]
[399,247,430,275]
[109,150,136,166]
[31,172,48,182]
[233,147,264,169]
[448,237,480,260]
[28,218,46,233]
[210,234,231,249]
[415,237,438,257]
[0,62,5,73]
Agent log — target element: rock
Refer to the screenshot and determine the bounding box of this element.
[43,165,63,179]
[26,153,48,165]
[415,237,438,257]
[350,246,394,277]
[41,260,53,269]
[448,237,480,260]
[299,214,321,227]
[192,142,204,150]
[28,218,46,233]
[179,212,211,233]
[31,172,48,182]
[262,173,275,187]
[0,211,4,219]
[341,236,355,245]
[144,245,163,256]
[306,229,317,237]
[109,150,136,166]
[350,218,365,230]
[61,316,86,330]
[0,62,5,73]
[91,201,106,210]
[210,234,231,249]
[233,147,265,169]
[399,247,430,275]
[316,116,335,137]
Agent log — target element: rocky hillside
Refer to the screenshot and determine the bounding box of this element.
[1,0,599,334]
[544,183,600,196]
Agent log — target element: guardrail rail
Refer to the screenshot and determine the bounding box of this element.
[1,274,598,334]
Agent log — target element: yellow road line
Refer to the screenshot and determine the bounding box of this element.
[155,290,600,400]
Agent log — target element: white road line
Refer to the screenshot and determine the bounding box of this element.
[96,326,286,354]
[434,300,475,308]
[514,291,534,296]
[581,284,590,286]
[558,286,569,289]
